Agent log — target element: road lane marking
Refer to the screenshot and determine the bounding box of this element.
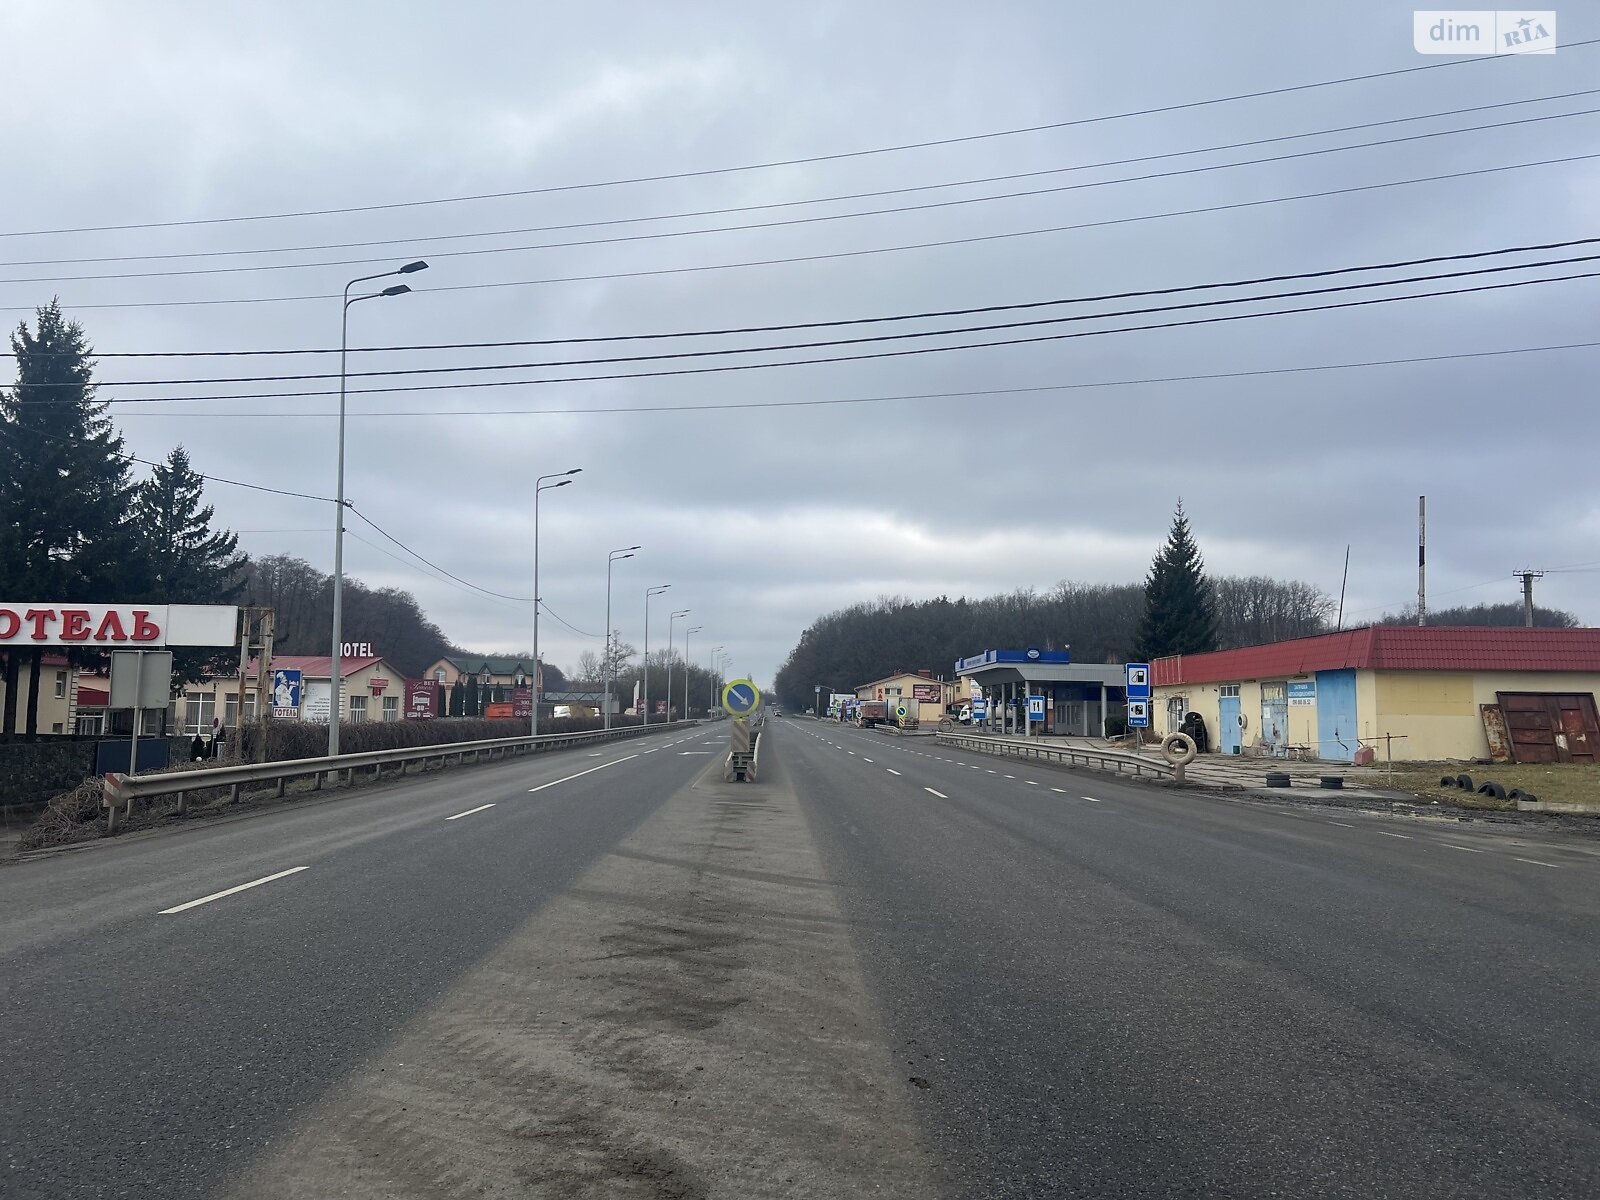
[1514,857,1559,868]
[1376,831,1413,840]
[160,866,309,915]
[679,751,712,755]
[1051,788,1068,793]
[587,752,604,757]
[886,769,901,775]
[1329,821,1355,828]
[924,788,948,798]
[1081,796,1102,803]
[528,754,639,793]
[1003,774,1015,779]
[1442,843,1484,853]
[1025,781,1039,786]
[863,758,873,763]
[848,751,856,755]
[446,803,496,821]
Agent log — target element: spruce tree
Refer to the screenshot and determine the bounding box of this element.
[134,446,244,603]
[1134,500,1218,660]
[0,300,144,735]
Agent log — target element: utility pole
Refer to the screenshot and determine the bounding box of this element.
[1513,569,1545,627]
[1417,495,1427,627]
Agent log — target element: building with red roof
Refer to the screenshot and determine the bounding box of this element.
[1150,626,1600,764]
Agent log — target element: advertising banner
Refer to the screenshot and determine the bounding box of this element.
[512,687,532,718]
[911,682,941,703]
[0,603,237,648]
[404,679,435,719]
[485,702,517,720]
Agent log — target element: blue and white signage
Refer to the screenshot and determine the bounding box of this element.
[721,678,762,716]
[971,699,988,720]
[1287,680,1317,707]
[1125,662,1151,701]
[1027,695,1046,721]
[1127,699,1151,728]
[270,668,302,719]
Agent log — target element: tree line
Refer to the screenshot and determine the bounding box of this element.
[774,503,1576,711]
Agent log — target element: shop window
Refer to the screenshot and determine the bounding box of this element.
[54,670,68,698]
[1219,684,1241,697]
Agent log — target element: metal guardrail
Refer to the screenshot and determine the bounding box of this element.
[935,732,1176,780]
[100,721,696,832]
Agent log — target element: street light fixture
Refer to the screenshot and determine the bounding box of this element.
[329,260,428,757]
[642,585,671,726]
[531,468,581,737]
[603,546,640,729]
[666,610,690,724]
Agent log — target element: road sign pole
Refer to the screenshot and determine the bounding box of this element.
[128,652,144,775]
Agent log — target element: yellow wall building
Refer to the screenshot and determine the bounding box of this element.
[854,671,969,724]
[1152,626,1600,764]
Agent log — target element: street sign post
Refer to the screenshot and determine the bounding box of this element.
[1127,700,1151,728]
[1125,663,1151,701]
[1027,695,1046,722]
[971,698,988,723]
[721,678,761,717]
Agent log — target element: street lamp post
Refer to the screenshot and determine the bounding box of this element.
[708,646,724,714]
[666,610,690,724]
[683,626,703,719]
[712,650,730,713]
[329,259,427,757]
[603,546,639,729]
[531,468,581,737]
[642,585,670,726]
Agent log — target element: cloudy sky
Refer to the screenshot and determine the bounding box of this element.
[2,1,1595,684]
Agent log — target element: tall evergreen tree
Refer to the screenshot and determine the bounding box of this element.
[133,446,243,604]
[133,445,245,685]
[1134,500,1217,661]
[0,300,145,736]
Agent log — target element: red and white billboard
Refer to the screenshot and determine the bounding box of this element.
[911,683,941,703]
[404,679,435,719]
[0,604,237,648]
[512,687,532,718]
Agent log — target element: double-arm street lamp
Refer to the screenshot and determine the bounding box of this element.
[531,468,581,736]
[603,546,640,729]
[665,610,690,724]
[329,260,427,757]
[642,585,671,725]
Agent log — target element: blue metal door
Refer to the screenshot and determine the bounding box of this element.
[1218,695,1241,753]
[1315,669,1359,762]
[1260,683,1288,755]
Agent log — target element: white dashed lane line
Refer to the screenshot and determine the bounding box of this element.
[1441,843,1484,853]
[925,788,948,799]
[886,769,901,775]
[1375,831,1413,840]
[1082,796,1102,803]
[159,866,309,915]
[1514,857,1560,868]
[445,803,495,821]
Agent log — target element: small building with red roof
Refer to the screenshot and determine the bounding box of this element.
[1150,626,1600,764]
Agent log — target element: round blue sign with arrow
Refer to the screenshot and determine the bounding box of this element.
[721,678,762,716]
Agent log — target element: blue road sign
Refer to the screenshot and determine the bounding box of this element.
[971,699,988,719]
[1127,700,1151,728]
[1125,662,1151,702]
[721,678,762,716]
[1027,695,1046,721]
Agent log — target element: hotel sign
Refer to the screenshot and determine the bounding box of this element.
[0,604,238,648]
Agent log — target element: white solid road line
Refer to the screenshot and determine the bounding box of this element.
[446,803,496,820]
[925,788,948,798]
[1376,831,1413,840]
[528,754,639,793]
[1514,857,1560,868]
[1082,796,1102,803]
[159,866,309,915]
[1442,843,1485,853]
[886,769,902,775]
[1329,821,1356,828]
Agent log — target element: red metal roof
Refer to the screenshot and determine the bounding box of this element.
[1152,626,1600,685]
[77,686,109,706]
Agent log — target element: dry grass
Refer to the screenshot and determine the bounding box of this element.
[1391,762,1600,812]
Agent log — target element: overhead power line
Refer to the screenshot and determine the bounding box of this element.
[538,601,602,640]
[7,41,1593,241]
[7,89,1594,272]
[22,248,1598,390]
[99,338,1600,421]
[46,266,1600,406]
[9,234,1596,360]
[8,150,1597,315]
[8,106,1599,287]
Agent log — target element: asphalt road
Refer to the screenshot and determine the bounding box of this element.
[4,717,1598,1198]
[787,720,1600,1199]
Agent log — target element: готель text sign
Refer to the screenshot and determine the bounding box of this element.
[0,604,239,648]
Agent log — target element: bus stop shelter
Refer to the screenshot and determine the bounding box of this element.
[954,649,1126,737]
